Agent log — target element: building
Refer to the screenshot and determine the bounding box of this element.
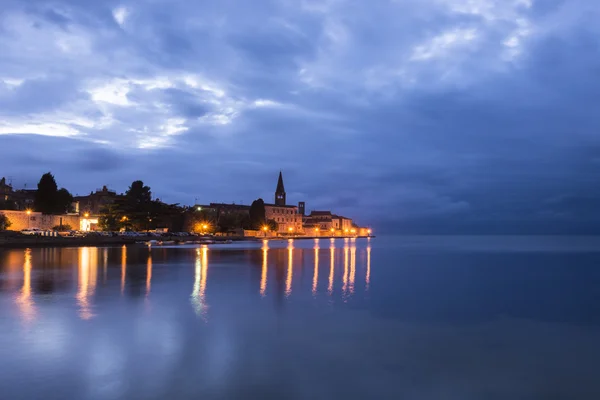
[74,186,118,215]
[1,210,80,231]
[264,172,304,234]
[0,177,11,203]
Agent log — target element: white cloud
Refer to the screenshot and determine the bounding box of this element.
[112,6,129,26]
[411,28,479,61]
[88,80,133,106]
[0,122,80,137]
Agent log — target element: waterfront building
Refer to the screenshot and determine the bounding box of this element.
[74,186,118,215]
[264,172,304,234]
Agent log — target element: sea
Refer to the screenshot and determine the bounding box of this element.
[1,235,599,399]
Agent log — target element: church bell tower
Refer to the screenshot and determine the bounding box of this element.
[275,171,286,206]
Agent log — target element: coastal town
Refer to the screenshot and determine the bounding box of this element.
[0,172,372,241]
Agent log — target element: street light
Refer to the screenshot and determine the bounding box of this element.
[26,209,31,229]
[84,212,89,218]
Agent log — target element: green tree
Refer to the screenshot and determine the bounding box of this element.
[0,213,11,230]
[33,172,74,214]
[249,198,266,229]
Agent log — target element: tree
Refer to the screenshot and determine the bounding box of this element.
[34,172,74,214]
[56,188,74,214]
[98,204,123,231]
[122,181,153,229]
[0,213,11,230]
[34,172,58,213]
[249,198,266,229]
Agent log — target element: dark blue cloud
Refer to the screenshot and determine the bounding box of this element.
[1,0,599,232]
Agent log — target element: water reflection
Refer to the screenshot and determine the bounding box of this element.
[77,247,98,320]
[4,239,373,323]
[349,241,356,295]
[285,239,294,297]
[312,239,319,296]
[15,249,35,323]
[121,245,127,295]
[329,240,335,295]
[260,240,268,297]
[342,239,349,294]
[366,245,371,290]
[191,246,209,319]
[146,252,152,297]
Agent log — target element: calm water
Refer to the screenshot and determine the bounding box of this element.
[1,236,600,399]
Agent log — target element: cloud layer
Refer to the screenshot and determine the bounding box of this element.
[1,0,599,232]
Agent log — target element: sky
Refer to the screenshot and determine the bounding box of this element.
[0,0,599,234]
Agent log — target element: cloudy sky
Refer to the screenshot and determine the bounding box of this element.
[1,0,599,233]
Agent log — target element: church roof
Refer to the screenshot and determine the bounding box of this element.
[276,171,285,193]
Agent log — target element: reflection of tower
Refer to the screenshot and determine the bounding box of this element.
[275,171,286,206]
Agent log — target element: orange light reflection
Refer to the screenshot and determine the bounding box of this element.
[312,239,319,296]
[285,240,293,297]
[121,245,127,295]
[77,247,97,320]
[16,249,36,323]
[328,242,335,295]
[366,245,371,290]
[260,240,268,297]
[349,243,356,295]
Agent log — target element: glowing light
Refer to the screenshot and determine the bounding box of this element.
[26,209,32,216]
[260,241,268,296]
[288,227,294,232]
[202,224,208,230]
[262,226,268,231]
[351,229,356,234]
[84,212,89,218]
[15,249,35,323]
[286,240,293,297]
[312,241,319,295]
[197,207,202,211]
[367,229,372,234]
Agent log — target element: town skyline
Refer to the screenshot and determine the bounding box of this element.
[1,1,599,234]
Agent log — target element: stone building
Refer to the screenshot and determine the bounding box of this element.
[74,186,118,215]
[264,172,304,234]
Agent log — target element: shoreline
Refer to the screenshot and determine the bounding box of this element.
[0,233,374,249]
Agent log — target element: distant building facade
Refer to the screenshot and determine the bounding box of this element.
[74,186,118,215]
[264,172,303,234]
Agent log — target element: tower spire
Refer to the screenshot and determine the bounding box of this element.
[275,171,286,206]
